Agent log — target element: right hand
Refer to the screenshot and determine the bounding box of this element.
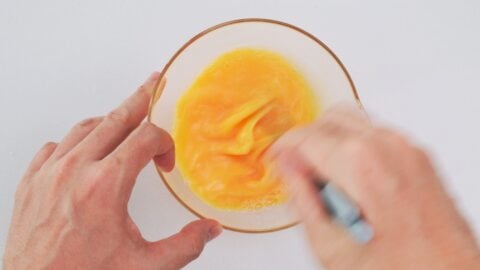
[269,106,480,270]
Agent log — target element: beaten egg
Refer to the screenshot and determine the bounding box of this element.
[174,48,318,210]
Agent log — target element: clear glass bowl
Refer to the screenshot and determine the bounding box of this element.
[148,18,361,233]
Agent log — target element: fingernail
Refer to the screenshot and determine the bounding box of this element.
[207,223,223,241]
[147,71,161,83]
[144,72,163,95]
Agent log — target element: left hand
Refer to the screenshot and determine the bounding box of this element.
[3,72,222,270]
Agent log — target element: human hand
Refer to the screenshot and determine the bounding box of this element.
[3,72,222,270]
[269,106,480,270]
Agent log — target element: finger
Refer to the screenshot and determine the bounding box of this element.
[271,120,355,183]
[267,104,368,160]
[315,105,370,132]
[371,127,410,149]
[293,108,372,184]
[102,122,174,197]
[148,219,222,270]
[25,142,58,174]
[267,126,313,160]
[52,116,103,159]
[75,72,164,160]
[286,112,388,218]
[153,146,175,172]
[275,151,359,262]
[268,114,361,189]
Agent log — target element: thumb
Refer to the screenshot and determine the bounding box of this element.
[148,219,222,270]
[274,150,361,264]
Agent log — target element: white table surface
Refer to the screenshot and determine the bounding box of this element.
[1,1,479,269]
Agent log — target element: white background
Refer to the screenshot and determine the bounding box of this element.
[1,1,479,269]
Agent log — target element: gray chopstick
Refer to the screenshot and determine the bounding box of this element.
[315,180,374,244]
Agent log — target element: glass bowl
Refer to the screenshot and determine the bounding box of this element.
[148,18,361,233]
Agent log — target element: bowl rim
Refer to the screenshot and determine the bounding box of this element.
[147,18,362,233]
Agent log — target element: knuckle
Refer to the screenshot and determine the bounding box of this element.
[59,153,79,169]
[323,106,344,118]
[72,168,115,210]
[343,138,377,161]
[391,133,409,147]
[375,128,410,148]
[49,156,79,187]
[411,146,433,168]
[138,123,170,143]
[316,110,341,127]
[71,165,120,209]
[187,250,201,261]
[107,107,131,126]
[53,154,79,179]
[43,141,58,150]
[106,155,123,169]
[72,181,95,206]
[90,160,123,190]
[95,157,122,181]
[74,117,101,130]
[342,138,383,176]
[185,237,204,260]
[318,120,344,136]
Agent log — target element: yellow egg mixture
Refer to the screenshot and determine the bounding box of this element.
[174,48,318,210]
